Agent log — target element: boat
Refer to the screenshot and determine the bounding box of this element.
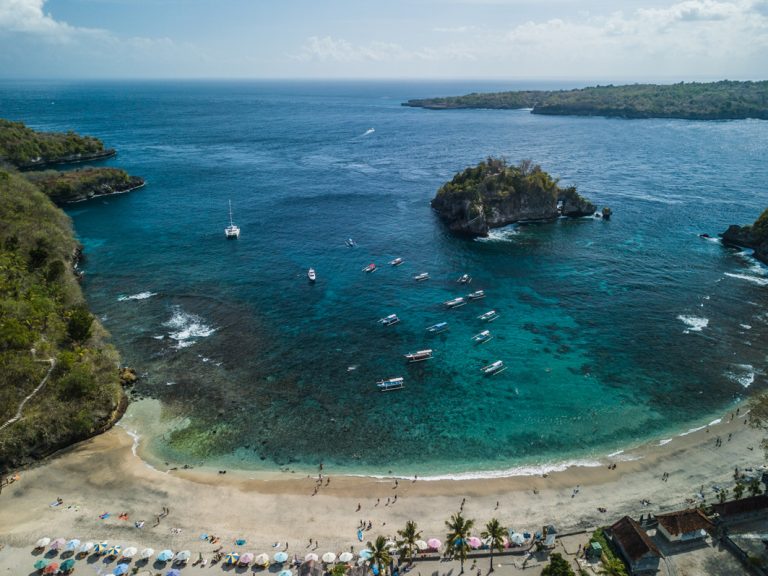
[426,322,449,334]
[467,290,485,300]
[389,257,404,266]
[363,263,377,273]
[478,310,499,322]
[346,238,356,247]
[444,297,466,308]
[378,314,400,326]
[404,349,433,363]
[457,274,472,284]
[224,200,240,239]
[472,330,493,344]
[377,377,404,391]
[481,360,506,375]
[308,268,316,282]
[413,272,430,282]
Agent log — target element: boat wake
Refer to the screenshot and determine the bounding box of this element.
[724,272,768,286]
[118,291,157,301]
[362,128,375,136]
[677,314,709,333]
[163,306,216,349]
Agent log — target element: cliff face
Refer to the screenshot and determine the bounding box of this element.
[25,167,145,204]
[431,158,596,237]
[720,209,768,265]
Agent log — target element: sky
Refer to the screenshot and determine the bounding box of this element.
[0,0,766,80]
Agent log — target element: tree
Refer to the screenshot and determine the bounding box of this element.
[445,512,475,574]
[67,304,93,343]
[749,478,762,497]
[541,552,575,576]
[481,518,506,573]
[366,535,392,576]
[734,482,745,500]
[396,520,421,565]
[718,488,729,504]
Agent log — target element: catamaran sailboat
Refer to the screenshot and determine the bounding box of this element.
[225,200,240,239]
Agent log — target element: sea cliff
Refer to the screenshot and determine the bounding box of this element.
[720,208,768,265]
[25,167,145,204]
[431,158,596,237]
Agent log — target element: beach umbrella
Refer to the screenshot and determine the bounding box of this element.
[65,539,81,552]
[35,537,51,549]
[112,564,129,576]
[34,558,50,570]
[122,547,138,559]
[79,542,95,555]
[60,558,76,572]
[322,552,337,563]
[239,552,255,565]
[255,552,270,565]
[304,553,319,562]
[224,552,240,565]
[358,550,372,560]
[278,570,293,576]
[338,552,354,562]
[166,570,181,576]
[50,538,67,550]
[139,548,155,560]
[274,551,289,563]
[107,545,122,557]
[94,542,109,554]
[427,538,441,550]
[157,550,174,562]
[509,533,525,546]
[415,540,428,551]
[467,537,482,549]
[174,550,191,563]
[43,563,59,574]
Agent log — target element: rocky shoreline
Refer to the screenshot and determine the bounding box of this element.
[720,220,768,265]
[17,148,117,170]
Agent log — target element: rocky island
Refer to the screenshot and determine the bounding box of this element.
[405,80,768,121]
[720,208,768,265]
[24,167,145,204]
[431,158,597,237]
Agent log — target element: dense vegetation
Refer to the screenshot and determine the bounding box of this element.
[25,167,144,204]
[0,119,115,169]
[0,168,123,471]
[405,80,768,120]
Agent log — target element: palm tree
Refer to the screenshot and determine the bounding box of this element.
[445,512,475,574]
[481,518,506,573]
[367,535,392,576]
[396,520,422,565]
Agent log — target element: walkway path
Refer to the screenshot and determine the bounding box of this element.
[0,356,56,433]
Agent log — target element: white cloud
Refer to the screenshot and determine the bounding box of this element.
[0,0,105,41]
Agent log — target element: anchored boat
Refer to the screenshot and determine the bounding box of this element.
[481,360,506,375]
[389,257,404,266]
[308,268,316,282]
[472,330,493,344]
[363,263,377,273]
[413,272,430,282]
[467,290,485,300]
[224,200,240,239]
[377,377,405,391]
[478,310,499,322]
[444,297,466,308]
[378,314,400,326]
[346,238,356,247]
[426,322,449,334]
[457,274,472,284]
[404,349,433,363]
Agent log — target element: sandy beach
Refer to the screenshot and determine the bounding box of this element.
[0,405,764,574]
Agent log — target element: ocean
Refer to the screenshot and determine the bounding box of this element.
[2,79,767,476]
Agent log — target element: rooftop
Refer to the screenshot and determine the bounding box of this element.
[610,516,663,562]
[655,508,714,536]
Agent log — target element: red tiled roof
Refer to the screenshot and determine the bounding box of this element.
[655,508,713,536]
[610,516,663,562]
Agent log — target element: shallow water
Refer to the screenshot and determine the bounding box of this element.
[3,80,767,475]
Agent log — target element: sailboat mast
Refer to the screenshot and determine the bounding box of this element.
[229,200,234,226]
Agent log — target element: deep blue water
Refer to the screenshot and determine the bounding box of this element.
[2,80,767,475]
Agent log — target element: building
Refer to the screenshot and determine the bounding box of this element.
[655,508,714,543]
[608,516,663,576]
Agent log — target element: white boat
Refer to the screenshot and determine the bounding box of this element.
[481,360,506,375]
[404,349,433,363]
[363,263,377,273]
[467,290,485,300]
[378,314,400,326]
[426,322,449,334]
[478,310,499,322]
[457,274,472,284]
[225,200,240,239]
[472,330,493,344]
[414,272,430,282]
[389,257,404,266]
[444,297,466,308]
[307,268,316,282]
[377,377,404,391]
[346,238,356,247]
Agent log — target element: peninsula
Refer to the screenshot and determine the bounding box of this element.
[431,158,597,237]
[404,80,768,120]
[720,207,768,265]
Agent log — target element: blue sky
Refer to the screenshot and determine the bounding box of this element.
[0,0,766,79]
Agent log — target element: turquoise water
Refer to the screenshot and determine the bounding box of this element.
[2,80,767,475]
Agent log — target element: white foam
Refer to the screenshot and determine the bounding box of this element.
[709,418,722,426]
[740,324,752,330]
[606,450,624,457]
[118,291,157,301]
[476,224,520,242]
[724,272,768,286]
[163,307,216,349]
[678,424,707,437]
[658,438,672,446]
[725,364,755,388]
[677,315,709,333]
